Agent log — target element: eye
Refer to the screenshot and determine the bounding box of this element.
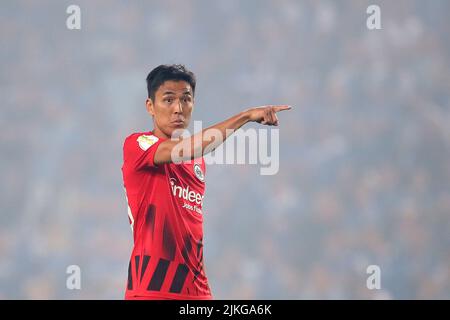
[165,98,173,103]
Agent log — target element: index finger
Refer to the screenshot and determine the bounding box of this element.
[272,105,292,113]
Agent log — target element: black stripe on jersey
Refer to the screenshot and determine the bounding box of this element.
[196,238,203,258]
[162,217,176,261]
[147,258,170,291]
[181,235,192,262]
[134,255,140,281]
[169,264,189,293]
[127,260,133,290]
[192,268,201,284]
[145,205,156,241]
[140,255,150,282]
[193,238,204,283]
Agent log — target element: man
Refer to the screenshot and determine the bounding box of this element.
[121,64,291,300]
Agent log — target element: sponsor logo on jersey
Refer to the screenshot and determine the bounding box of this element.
[169,177,204,206]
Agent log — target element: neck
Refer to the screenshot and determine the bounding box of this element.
[152,126,170,140]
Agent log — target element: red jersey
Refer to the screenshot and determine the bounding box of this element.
[121,131,212,300]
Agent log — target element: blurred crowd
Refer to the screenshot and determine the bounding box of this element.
[0,0,449,299]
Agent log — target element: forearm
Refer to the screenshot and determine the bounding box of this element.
[173,110,251,161]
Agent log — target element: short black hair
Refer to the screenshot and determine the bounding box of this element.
[146,64,196,101]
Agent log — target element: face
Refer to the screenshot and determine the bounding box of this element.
[146,80,194,139]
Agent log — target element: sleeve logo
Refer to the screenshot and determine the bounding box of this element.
[137,134,159,151]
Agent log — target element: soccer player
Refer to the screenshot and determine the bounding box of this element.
[121,64,291,300]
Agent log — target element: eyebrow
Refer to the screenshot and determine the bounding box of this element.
[162,90,192,96]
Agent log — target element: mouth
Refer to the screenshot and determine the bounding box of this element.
[171,120,185,126]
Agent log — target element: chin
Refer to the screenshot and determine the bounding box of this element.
[168,127,187,139]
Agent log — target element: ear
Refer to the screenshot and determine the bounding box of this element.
[146,98,155,116]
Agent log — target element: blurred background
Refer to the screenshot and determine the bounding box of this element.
[1,0,449,299]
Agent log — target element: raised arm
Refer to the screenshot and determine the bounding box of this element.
[154,105,291,165]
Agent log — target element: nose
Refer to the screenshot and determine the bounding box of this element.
[174,100,183,114]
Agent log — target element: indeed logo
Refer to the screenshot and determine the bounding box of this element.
[170,178,204,206]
